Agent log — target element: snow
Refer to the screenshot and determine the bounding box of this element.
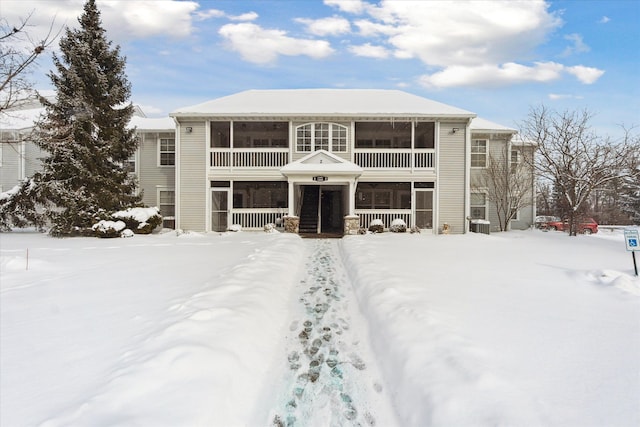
[1,228,638,426]
[112,206,160,226]
[172,89,476,118]
[91,219,126,232]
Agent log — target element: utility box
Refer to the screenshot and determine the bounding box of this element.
[470,220,490,235]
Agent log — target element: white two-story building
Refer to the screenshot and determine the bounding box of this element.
[169,89,535,234]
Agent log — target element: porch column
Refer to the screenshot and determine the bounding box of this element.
[288,180,295,216]
[348,179,356,216]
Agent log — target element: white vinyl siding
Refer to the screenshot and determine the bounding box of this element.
[178,123,206,231]
[438,123,467,233]
[137,132,174,209]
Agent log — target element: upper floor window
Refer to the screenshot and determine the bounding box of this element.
[124,152,136,173]
[211,121,230,148]
[159,138,175,166]
[296,123,347,153]
[510,148,520,172]
[471,139,487,168]
[415,122,435,149]
[355,122,411,148]
[234,121,288,148]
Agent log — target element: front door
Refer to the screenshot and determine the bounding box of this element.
[320,188,343,233]
[211,189,229,232]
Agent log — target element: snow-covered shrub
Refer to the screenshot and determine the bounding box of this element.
[368,219,384,233]
[410,226,421,234]
[120,229,134,238]
[92,220,126,238]
[112,207,162,234]
[390,218,407,233]
[228,224,242,232]
[264,223,278,233]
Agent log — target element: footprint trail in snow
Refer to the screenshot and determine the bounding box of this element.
[271,239,399,427]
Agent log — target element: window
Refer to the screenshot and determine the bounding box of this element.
[471,139,487,168]
[355,122,411,148]
[159,138,175,166]
[415,122,435,149]
[355,182,410,209]
[295,123,347,153]
[233,122,288,148]
[470,193,487,219]
[124,152,136,173]
[511,148,520,172]
[210,122,230,148]
[158,189,175,228]
[233,181,287,208]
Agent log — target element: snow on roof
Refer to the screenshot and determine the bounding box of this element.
[171,89,477,118]
[1,104,174,133]
[470,117,516,133]
[129,116,175,131]
[0,107,45,131]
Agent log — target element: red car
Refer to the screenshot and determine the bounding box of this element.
[547,218,598,234]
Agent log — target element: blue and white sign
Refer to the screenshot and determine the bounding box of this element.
[624,229,640,251]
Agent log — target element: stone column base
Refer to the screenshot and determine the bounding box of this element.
[284,216,299,233]
[344,215,360,235]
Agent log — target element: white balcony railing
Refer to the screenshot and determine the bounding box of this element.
[354,149,435,169]
[210,149,434,169]
[354,210,412,229]
[231,209,288,229]
[210,149,289,168]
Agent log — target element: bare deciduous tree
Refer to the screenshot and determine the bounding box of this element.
[520,105,638,235]
[472,141,535,231]
[0,11,60,113]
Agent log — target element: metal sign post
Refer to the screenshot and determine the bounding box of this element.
[624,229,639,276]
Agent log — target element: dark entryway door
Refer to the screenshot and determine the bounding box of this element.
[320,189,343,233]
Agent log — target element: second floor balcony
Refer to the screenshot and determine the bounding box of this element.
[209,148,436,170]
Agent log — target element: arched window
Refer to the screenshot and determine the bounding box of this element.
[295,123,347,153]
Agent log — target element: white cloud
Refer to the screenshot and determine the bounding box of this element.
[353,19,398,37]
[561,33,590,57]
[295,16,351,36]
[219,23,334,65]
[599,16,611,24]
[372,0,563,67]
[101,0,200,38]
[419,62,563,88]
[324,0,368,14]
[548,94,584,100]
[348,43,390,58]
[229,12,259,21]
[195,9,226,21]
[419,62,605,88]
[566,65,605,84]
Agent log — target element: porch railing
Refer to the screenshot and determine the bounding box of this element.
[354,210,412,229]
[210,149,289,168]
[231,208,288,229]
[354,149,435,169]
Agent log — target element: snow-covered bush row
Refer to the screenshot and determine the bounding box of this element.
[389,218,407,233]
[91,220,126,238]
[112,207,162,234]
[368,219,384,233]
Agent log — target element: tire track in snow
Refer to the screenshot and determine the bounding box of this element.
[270,239,399,427]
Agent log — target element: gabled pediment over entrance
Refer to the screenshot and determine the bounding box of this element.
[280,150,363,176]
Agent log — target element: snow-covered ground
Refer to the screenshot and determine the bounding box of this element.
[1,227,638,426]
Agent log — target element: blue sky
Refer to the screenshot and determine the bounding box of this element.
[4,0,639,137]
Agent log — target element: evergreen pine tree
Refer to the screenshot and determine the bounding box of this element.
[2,0,141,235]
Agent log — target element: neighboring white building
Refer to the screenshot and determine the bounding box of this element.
[0,89,535,234]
